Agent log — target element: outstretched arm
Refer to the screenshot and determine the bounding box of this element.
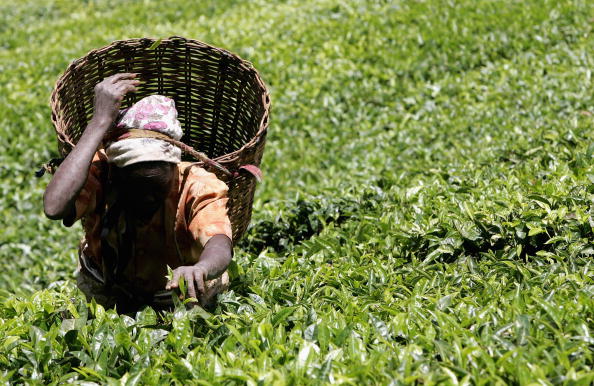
[43,73,139,220]
[166,234,233,304]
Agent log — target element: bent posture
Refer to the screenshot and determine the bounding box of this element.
[44,73,233,312]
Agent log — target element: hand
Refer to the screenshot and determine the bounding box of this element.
[165,264,208,305]
[92,73,140,126]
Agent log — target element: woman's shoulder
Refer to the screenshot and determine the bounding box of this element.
[178,162,220,179]
[85,150,110,181]
[90,149,108,163]
[177,162,229,192]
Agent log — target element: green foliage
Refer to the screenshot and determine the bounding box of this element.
[1,0,593,383]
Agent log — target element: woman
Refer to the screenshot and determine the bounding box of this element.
[44,73,233,312]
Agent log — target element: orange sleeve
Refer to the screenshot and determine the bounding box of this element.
[62,151,106,227]
[184,167,233,246]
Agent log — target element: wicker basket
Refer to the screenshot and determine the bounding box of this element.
[50,36,270,242]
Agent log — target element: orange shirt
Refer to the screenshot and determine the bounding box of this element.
[68,151,232,294]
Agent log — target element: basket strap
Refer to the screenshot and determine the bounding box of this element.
[238,164,263,182]
[108,129,262,180]
[36,129,263,181]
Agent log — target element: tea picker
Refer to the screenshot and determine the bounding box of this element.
[40,37,270,312]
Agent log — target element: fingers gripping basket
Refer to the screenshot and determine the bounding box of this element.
[50,36,270,242]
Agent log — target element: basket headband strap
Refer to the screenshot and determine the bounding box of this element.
[36,129,262,181]
[116,128,173,141]
[112,129,235,177]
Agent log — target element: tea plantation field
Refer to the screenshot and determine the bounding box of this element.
[1,0,593,383]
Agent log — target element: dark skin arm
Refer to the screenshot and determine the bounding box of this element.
[43,73,139,220]
[166,234,233,306]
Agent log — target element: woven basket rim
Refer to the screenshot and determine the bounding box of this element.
[50,35,271,165]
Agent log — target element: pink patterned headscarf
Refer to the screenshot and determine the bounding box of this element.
[106,95,183,167]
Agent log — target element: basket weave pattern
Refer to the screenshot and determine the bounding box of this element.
[50,36,270,241]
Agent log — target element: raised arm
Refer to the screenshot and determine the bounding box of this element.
[43,73,139,220]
